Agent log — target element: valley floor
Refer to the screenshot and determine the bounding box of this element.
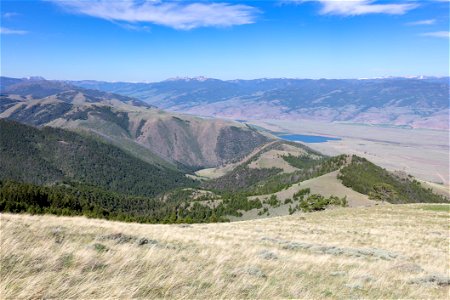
[252,119,450,187]
[1,204,449,299]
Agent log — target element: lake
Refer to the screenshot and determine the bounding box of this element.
[278,134,341,143]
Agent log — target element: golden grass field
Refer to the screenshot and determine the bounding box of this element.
[1,204,449,299]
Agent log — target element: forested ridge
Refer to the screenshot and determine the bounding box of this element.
[203,153,347,196]
[0,119,196,198]
[338,155,448,203]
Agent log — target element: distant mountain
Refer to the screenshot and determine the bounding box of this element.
[71,77,450,130]
[0,77,272,168]
[0,119,194,197]
[0,77,152,108]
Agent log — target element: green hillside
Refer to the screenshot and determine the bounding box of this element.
[338,155,448,203]
[0,119,196,197]
[202,141,347,196]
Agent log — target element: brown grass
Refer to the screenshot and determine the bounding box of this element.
[1,204,449,299]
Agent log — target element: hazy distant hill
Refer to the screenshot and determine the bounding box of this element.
[71,77,450,130]
[0,77,271,168]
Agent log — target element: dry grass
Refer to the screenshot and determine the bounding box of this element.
[243,171,375,222]
[247,144,312,173]
[1,205,449,299]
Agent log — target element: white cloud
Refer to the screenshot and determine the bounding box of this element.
[406,19,436,26]
[290,0,418,16]
[0,27,28,35]
[421,31,450,38]
[47,0,259,30]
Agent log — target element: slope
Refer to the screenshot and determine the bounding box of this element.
[338,155,447,203]
[0,119,195,197]
[0,78,272,168]
[1,204,449,298]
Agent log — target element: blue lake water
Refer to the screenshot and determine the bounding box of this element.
[278,134,341,143]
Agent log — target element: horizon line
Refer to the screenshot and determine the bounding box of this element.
[2,74,449,84]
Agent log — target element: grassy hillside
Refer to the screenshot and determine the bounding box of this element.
[1,205,448,298]
[0,120,195,197]
[202,143,347,196]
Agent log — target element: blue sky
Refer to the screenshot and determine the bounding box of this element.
[1,0,449,81]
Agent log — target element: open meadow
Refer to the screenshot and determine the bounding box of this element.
[1,204,449,299]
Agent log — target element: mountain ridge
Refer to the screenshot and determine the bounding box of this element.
[0,119,195,197]
[62,76,450,130]
[0,77,273,168]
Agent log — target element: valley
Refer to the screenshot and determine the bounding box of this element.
[251,119,450,187]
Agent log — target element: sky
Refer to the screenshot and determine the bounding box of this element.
[1,0,449,82]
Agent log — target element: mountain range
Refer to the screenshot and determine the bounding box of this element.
[0,76,448,224]
[67,76,450,130]
[0,77,271,169]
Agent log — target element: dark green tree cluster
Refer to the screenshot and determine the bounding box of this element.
[0,180,160,222]
[282,154,323,169]
[288,188,348,214]
[0,180,266,223]
[202,166,282,192]
[214,193,263,217]
[266,195,280,207]
[297,194,348,212]
[338,155,448,203]
[293,188,311,200]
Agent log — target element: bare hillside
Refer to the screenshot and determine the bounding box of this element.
[0,79,271,168]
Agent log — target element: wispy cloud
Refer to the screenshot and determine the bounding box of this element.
[289,0,418,16]
[2,12,21,18]
[406,19,436,26]
[116,22,151,32]
[421,31,450,38]
[0,27,28,35]
[47,0,259,30]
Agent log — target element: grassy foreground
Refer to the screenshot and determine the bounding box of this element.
[1,204,449,299]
